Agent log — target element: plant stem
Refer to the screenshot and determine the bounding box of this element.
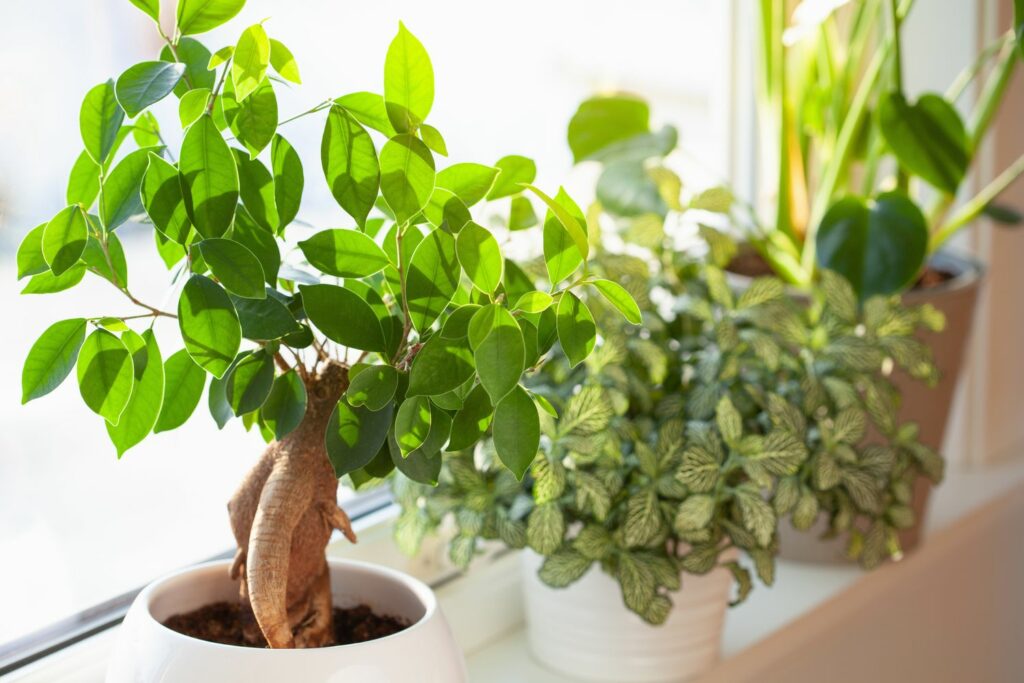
[947,31,1014,103]
[392,226,414,365]
[278,99,335,128]
[887,0,908,192]
[208,59,232,114]
[967,38,1018,155]
[931,152,1024,251]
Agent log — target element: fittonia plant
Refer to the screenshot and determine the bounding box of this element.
[16,0,637,648]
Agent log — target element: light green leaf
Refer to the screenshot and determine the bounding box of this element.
[327,398,394,476]
[142,153,191,243]
[591,279,642,324]
[380,134,435,225]
[115,61,185,117]
[568,95,650,162]
[493,385,539,479]
[536,186,588,283]
[556,292,596,367]
[423,188,471,232]
[17,224,48,280]
[474,306,524,402]
[334,91,397,137]
[223,76,277,157]
[527,502,564,554]
[177,0,245,35]
[268,38,301,83]
[22,265,86,294]
[21,318,87,403]
[420,123,447,156]
[395,395,432,456]
[232,149,279,231]
[538,550,592,587]
[128,0,159,22]
[178,275,242,377]
[624,489,661,546]
[67,151,101,209]
[80,80,125,164]
[260,370,307,439]
[447,384,493,451]
[715,395,743,447]
[407,334,475,397]
[298,229,389,278]
[208,46,234,69]
[322,106,379,228]
[232,211,280,284]
[514,290,553,313]
[406,227,460,332]
[383,22,434,132]
[107,331,164,456]
[299,284,385,352]
[272,134,303,228]
[487,155,536,200]
[435,163,499,207]
[456,221,503,294]
[596,161,666,217]
[154,349,207,433]
[230,292,299,340]
[180,115,239,238]
[42,206,88,276]
[347,365,398,411]
[198,238,266,298]
[77,329,134,425]
[225,350,274,414]
[100,147,154,231]
[674,495,716,532]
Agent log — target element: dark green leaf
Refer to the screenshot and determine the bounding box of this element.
[180,115,239,238]
[447,384,493,451]
[388,425,442,485]
[80,80,125,164]
[493,386,539,479]
[878,92,968,194]
[232,209,280,284]
[299,284,385,352]
[159,38,215,96]
[198,237,266,298]
[815,192,928,299]
[142,153,191,243]
[178,274,242,377]
[231,148,280,231]
[107,331,164,456]
[456,221,503,294]
[76,329,134,424]
[383,22,434,132]
[82,232,128,287]
[407,334,475,397]
[347,365,399,411]
[322,106,379,228]
[115,61,185,117]
[326,398,395,476]
[379,134,435,225]
[21,318,87,403]
[230,291,300,340]
[155,349,207,433]
[225,350,274,414]
[298,229,389,278]
[100,147,154,231]
[474,306,524,403]
[271,134,303,229]
[556,292,596,367]
[487,155,537,200]
[42,205,88,276]
[261,371,307,439]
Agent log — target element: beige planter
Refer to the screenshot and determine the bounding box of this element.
[731,251,984,563]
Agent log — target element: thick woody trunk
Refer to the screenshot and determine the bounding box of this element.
[227,361,356,648]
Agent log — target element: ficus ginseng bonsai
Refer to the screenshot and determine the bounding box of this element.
[15,0,638,649]
[393,144,944,621]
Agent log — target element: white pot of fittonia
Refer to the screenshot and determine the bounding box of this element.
[522,551,733,682]
[107,559,466,683]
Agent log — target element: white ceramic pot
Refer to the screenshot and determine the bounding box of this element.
[107,558,467,683]
[522,551,733,682]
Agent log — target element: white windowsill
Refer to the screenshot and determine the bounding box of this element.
[4,455,1024,683]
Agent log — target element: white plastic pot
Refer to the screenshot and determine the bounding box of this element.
[107,558,466,683]
[522,551,733,682]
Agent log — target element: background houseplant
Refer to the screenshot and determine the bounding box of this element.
[15,0,636,665]
[393,134,942,679]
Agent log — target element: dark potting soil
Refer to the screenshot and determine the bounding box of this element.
[726,250,956,291]
[162,601,409,648]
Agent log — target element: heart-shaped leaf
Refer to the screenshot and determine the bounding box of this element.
[878,92,968,194]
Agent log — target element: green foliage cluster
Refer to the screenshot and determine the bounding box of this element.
[393,99,944,623]
[17,1,638,480]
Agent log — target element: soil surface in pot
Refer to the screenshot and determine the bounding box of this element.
[163,602,409,647]
[727,248,954,291]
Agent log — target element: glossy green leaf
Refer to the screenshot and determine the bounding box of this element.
[447,384,493,451]
[395,395,432,456]
[131,111,161,147]
[514,290,553,313]
[208,46,234,69]
[198,238,266,298]
[180,115,238,238]
[115,61,185,117]
[100,147,154,231]
[528,185,589,280]
[487,155,537,200]
[81,232,129,287]
[77,329,134,424]
[21,266,86,294]
[17,224,48,279]
[406,227,459,332]
[878,92,968,194]
[154,349,207,433]
[142,153,191,243]
[268,38,300,83]
[568,95,650,162]
[420,123,447,156]
[233,149,279,231]
[456,221,503,294]
[80,80,125,165]
[474,306,524,403]
[440,304,480,340]
[388,423,442,485]
[423,188,471,232]
[815,192,929,299]
[177,0,245,35]
[299,284,385,352]
[299,229,389,278]
[493,385,540,480]
[347,365,399,410]
[21,318,87,403]
[591,279,642,324]
[380,134,435,225]
[67,151,101,208]
[383,22,434,132]
[556,292,596,367]
[128,0,159,21]
[225,350,274,414]
[435,163,498,207]
[179,88,210,128]
[232,210,281,284]
[160,38,215,96]
[208,364,234,428]
[407,334,475,397]
[223,76,277,157]
[326,398,394,477]
[322,106,379,228]
[232,24,270,102]
[467,303,499,350]
[335,91,397,137]
[261,370,307,439]
[107,331,164,456]
[42,205,88,276]
[271,134,303,229]
[178,274,242,377]
[231,292,299,340]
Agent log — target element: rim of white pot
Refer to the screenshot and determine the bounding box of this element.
[140,558,438,653]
